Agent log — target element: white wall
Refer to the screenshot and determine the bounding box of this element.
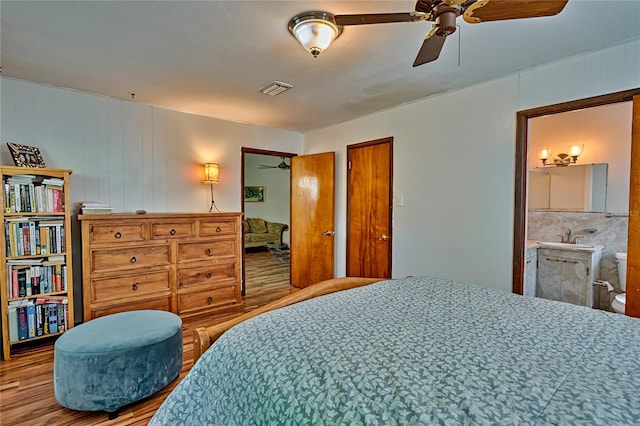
[244,153,291,244]
[303,38,640,292]
[0,77,303,319]
[1,78,303,213]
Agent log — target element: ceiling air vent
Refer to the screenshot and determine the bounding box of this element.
[259,81,293,96]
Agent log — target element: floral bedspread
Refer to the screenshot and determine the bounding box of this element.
[150,276,640,425]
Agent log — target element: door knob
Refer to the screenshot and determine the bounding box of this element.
[323,230,335,236]
[378,234,388,241]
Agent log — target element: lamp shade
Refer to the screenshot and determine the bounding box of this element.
[538,148,552,160]
[568,144,584,157]
[204,163,219,184]
[288,12,342,58]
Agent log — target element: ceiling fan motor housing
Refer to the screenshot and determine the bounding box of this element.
[434,5,461,36]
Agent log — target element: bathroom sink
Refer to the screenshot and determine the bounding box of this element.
[538,241,595,249]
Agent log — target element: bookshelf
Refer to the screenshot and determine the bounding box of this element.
[0,166,74,360]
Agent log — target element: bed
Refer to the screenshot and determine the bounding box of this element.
[150,276,640,425]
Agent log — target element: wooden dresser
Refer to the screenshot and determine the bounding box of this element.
[79,212,243,321]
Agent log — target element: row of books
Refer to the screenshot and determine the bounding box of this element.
[4,217,65,257]
[3,177,65,213]
[5,259,67,298]
[7,297,69,343]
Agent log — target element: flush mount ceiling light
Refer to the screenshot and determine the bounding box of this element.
[288,11,343,58]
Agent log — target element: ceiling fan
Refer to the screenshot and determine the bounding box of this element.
[258,157,290,170]
[290,0,569,67]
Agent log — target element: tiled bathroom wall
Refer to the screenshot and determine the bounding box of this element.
[527,211,628,289]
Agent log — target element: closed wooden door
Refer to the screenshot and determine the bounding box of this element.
[290,152,335,288]
[347,138,393,278]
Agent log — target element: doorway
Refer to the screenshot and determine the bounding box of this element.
[346,137,393,278]
[512,89,640,318]
[241,148,295,296]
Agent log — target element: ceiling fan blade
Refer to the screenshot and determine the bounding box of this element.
[335,12,427,26]
[413,27,448,67]
[258,165,277,169]
[463,0,569,24]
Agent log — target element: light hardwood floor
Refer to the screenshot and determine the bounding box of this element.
[0,251,293,425]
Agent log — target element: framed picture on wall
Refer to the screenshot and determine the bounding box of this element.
[7,142,47,168]
[244,186,265,202]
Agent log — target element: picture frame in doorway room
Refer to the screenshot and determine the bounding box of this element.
[7,142,47,168]
[244,186,265,202]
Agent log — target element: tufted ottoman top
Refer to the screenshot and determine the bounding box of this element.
[56,310,182,353]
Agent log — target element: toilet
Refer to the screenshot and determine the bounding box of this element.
[611,252,627,314]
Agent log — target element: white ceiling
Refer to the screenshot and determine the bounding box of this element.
[1,1,639,132]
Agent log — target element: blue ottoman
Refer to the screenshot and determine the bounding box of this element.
[54,310,183,416]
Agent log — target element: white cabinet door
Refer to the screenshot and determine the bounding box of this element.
[537,249,592,307]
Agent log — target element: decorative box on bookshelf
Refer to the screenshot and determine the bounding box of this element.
[0,166,74,360]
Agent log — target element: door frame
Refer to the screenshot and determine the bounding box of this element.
[512,88,640,317]
[346,137,394,278]
[240,147,296,295]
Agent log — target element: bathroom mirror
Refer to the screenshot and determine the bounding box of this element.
[528,163,608,212]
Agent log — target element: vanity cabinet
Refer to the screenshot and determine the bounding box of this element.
[79,212,243,321]
[536,246,603,307]
[523,248,538,297]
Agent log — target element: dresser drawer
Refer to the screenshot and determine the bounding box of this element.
[150,221,195,240]
[89,223,146,244]
[91,295,172,319]
[176,239,236,263]
[91,270,171,303]
[90,244,171,273]
[177,285,238,315]
[177,261,237,289]
[200,219,237,237]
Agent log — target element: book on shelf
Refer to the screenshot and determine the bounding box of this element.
[27,303,36,338]
[17,306,28,341]
[41,178,64,186]
[8,306,18,343]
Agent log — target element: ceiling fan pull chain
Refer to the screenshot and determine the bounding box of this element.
[457,23,461,68]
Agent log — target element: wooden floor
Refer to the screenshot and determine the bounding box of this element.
[0,251,293,425]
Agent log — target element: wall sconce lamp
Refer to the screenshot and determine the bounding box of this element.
[538,148,552,166]
[567,144,584,163]
[203,163,221,212]
[288,11,343,58]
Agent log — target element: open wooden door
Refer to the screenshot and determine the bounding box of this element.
[346,138,393,278]
[290,152,335,288]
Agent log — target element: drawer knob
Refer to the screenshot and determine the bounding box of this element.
[114,232,122,239]
[132,283,138,291]
[216,226,222,232]
[130,256,137,263]
[207,296,213,305]
[206,272,212,278]
[170,229,176,235]
[205,248,212,256]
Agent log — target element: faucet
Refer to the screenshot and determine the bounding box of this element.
[557,229,571,243]
[557,228,582,244]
